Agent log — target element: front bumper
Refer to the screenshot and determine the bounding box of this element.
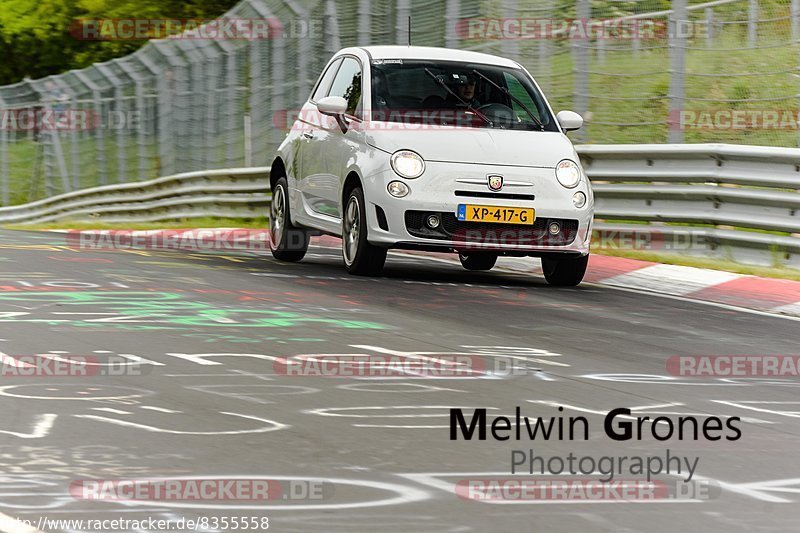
[361,161,593,255]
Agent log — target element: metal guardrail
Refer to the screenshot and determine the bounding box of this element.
[0,168,270,225]
[2,143,799,268]
[578,143,800,268]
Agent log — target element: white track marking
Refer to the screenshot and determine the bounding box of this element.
[139,405,182,413]
[73,411,288,434]
[0,512,44,533]
[0,414,57,439]
[90,407,132,415]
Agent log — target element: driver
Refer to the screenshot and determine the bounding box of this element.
[445,73,480,108]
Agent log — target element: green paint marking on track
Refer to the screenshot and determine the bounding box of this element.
[0,291,386,330]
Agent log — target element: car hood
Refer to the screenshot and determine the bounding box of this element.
[364,127,576,168]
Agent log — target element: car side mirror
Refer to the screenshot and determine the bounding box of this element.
[556,110,583,132]
[317,96,347,116]
[316,96,349,132]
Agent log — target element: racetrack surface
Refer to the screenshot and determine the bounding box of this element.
[0,228,798,532]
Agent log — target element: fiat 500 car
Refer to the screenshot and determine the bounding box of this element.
[270,45,593,285]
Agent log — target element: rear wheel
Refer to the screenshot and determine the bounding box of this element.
[458,252,498,271]
[269,177,309,262]
[342,186,387,276]
[542,254,589,286]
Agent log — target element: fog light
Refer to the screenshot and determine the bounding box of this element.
[387,181,409,198]
[426,215,440,228]
[548,222,561,235]
[572,191,587,208]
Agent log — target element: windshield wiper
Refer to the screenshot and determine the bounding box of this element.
[423,68,493,127]
[471,69,545,131]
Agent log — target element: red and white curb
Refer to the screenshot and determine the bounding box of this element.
[497,254,800,319]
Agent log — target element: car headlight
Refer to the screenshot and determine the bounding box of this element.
[555,159,582,188]
[390,150,425,179]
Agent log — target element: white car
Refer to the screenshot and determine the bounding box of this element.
[269,45,593,285]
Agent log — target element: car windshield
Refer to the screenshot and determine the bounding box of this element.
[370,59,558,131]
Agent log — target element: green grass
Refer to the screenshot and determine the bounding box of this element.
[527,10,800,146]
[6,127,249,206]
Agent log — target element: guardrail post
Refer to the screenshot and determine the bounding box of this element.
[191,61,203,172]
[271,37,286,161]
[0,96,7,205]
[203,51,220,171]
[444,0,460,49]
[667,0,687,143]
[357,0,371,46]
[248,41,260,167]
[538,0,553,91]
[137,76,148,181]
[296,6,311,105]
[573,0,590,143]
[74,71,108,186]
[793,0,800,42]
[396,0,411,45]
[160,64,176,177]
[225,49,237,168]
[95,64,127,183]
[748,0,758,48]
[325,0,342,55]
[54,78,80,191]
[500,0,519,60]
[705,8,714,47]
[30,79,71,195]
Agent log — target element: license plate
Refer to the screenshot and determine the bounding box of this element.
[457,204,535,225]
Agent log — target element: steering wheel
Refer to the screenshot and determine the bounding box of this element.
[477,103,516,127]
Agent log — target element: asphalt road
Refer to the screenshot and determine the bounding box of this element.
[0,228,798,533]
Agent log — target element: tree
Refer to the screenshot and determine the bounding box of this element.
[0,0,239,85]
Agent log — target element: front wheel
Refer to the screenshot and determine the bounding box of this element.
[542,254,589,286]
[269,177,309,262]
[342,187,387,276]
[458,252,498,271]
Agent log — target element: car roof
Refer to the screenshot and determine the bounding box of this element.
[350,46,520,69]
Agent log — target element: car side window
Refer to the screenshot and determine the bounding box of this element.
[327,57,362,118]
[503,72,546,125]
[311,58,342,102]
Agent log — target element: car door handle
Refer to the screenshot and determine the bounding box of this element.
[301,131,314,140]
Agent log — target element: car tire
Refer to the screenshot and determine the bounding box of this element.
[458,252,498,271]
[269,177,309,262]
[542,254,589,286]
[342,186,387,276]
